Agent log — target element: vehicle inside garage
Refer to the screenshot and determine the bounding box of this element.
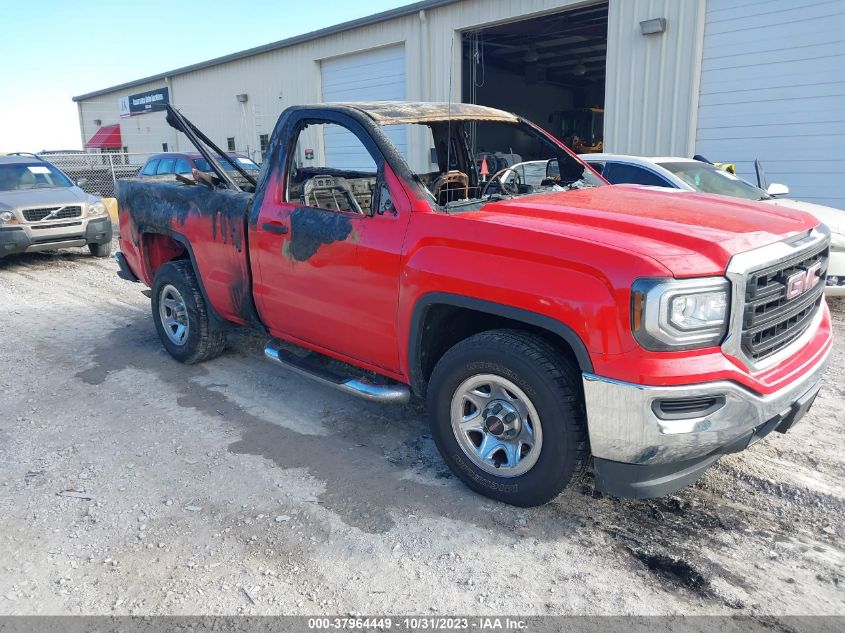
[462,1,608,153]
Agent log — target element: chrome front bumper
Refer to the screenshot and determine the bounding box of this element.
[585,228,832,498]
[583,347,830,467]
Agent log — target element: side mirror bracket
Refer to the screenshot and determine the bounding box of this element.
[376,184,397,216]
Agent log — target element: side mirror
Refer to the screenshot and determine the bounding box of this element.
[546,158,560,180]
[767,183,789,197]
[376,184,396,216]
[76,177,89,187]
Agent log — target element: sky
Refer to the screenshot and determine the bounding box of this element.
[0,0,407,152]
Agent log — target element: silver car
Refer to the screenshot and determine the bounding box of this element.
[0,154,113,259]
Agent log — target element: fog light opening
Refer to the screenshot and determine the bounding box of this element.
[651,395,726,421]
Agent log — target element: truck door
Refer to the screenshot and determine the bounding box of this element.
[253,116,411,374]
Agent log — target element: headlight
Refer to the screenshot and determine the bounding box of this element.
[87,200,107,217]
[0,211,14,224]
[830,231,845,252]
[632,277,730,350]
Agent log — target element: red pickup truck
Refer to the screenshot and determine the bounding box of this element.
[115,101,832,507]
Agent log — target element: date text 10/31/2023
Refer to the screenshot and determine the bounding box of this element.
[306,617,529,630]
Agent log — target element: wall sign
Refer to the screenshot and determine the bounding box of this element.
[118,87,169,117]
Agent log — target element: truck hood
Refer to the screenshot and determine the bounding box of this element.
[0,186,89,210]
[474,184,819,276]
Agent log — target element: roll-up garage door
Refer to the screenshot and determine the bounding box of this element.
[321,44,406,170]
[695,0,845,207]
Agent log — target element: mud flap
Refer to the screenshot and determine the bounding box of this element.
[115,252,139,283]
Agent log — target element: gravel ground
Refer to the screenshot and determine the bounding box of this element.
[0,242,843,617]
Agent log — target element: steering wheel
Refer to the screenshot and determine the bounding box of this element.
[481,167,521,197]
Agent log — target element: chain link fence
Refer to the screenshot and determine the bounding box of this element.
[37,151,154,199]
[39,150,261,199]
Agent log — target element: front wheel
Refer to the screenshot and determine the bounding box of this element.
[427,329,588,506]
[150,260,226,364]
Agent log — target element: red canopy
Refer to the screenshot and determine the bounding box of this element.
[84,124,122,149]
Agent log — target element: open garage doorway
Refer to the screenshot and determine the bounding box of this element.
[462,2,608,154]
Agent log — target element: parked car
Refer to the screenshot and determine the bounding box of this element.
[139,152,260,182]
[582,154,845,296]
[115,102,831,507]
[0,154,113,258]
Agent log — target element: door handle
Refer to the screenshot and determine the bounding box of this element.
[262,222,289,235]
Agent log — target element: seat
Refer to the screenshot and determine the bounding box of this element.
[431,170,469,205]
[303,176,363,215]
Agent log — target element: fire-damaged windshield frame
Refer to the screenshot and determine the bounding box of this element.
[257,102,604,217]
[377,115,605,213]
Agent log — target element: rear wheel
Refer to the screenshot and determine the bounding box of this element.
[88,241,111,258]
[151,260,226,364]
[427,329,588,506]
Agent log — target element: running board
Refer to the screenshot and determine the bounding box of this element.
[264,340,410,404]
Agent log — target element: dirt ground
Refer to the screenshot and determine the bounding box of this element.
[0,242,843,617]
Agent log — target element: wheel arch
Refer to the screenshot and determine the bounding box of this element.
[140,229,227,328]
[408,292,593,397]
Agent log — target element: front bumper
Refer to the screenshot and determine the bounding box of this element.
[583,346,830,498]
[0,217,112,257]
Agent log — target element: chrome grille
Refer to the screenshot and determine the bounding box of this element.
[22,206,82,222]
[741,240,828,361]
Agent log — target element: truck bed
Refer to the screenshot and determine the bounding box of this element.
[116,178,262,327]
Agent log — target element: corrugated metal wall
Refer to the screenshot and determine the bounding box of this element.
[76,0,706,161]
[695,0,845,208]
[152,12,422,157]
[604,0,706,157]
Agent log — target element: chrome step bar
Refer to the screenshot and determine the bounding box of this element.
[264,340,410,404]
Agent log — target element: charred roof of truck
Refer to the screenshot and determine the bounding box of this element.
[324,101,519,125]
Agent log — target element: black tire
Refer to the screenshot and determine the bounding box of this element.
[151,260,226,364]
[427,329,588,507]
[88,241,112,258]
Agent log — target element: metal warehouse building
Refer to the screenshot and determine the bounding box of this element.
[73,0,845,207]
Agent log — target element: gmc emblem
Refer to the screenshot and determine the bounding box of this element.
[785,262,823,300]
